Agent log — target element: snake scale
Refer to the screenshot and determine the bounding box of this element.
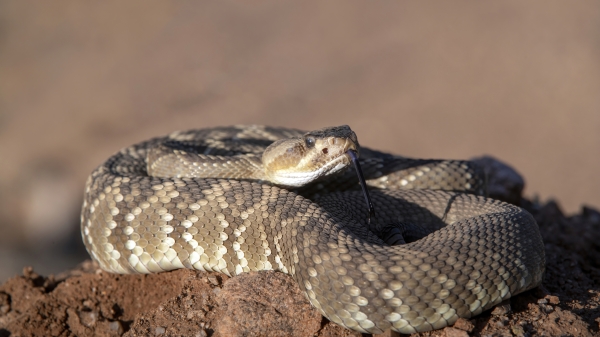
[81,125,545,334]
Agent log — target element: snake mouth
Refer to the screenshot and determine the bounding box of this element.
[271,153,350,187]
[347,150,375,223]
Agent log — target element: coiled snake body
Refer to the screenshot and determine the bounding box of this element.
[81,125,545,334]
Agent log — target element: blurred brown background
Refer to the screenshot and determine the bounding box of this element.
[1,1,599,282]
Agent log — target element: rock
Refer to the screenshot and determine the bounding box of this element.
[215,271,322,336]
[545,295,560,305]
[0,292,10,315]
[207,275,220,286]
[123,270,222,337]
[510,324,526,337]
[453,317,474,332]
[491,301,512,316]
[77,309,97,327]
[539,304,554,313]
[443,326,469,337]
[109,320,124,335]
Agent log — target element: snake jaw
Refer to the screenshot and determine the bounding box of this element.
[267,152,351,187]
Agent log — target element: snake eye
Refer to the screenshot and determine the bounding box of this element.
[305,137,315,148]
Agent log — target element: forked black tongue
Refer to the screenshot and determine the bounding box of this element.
[347,150,376,223]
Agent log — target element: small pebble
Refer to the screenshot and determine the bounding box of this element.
[0,292,10,314]
[0,305,9,315]
[22,266,36,278]
[545,295,559,305]
[511,324,526,337]
[443,327,469,337]
[496,316,511,327]
[453,317,474,332]
[491,302,512,316]
[155,326,166,335]
[109,321,124,335]
[78,310,97,327]
[540,304,554,313]
[207,275,220,286]
[196,329,207,337]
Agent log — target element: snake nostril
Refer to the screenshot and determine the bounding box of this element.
[322,148,328,154]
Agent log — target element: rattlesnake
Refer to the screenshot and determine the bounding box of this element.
[81,125,545,334]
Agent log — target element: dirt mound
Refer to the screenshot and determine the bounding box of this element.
[1,199,599,337]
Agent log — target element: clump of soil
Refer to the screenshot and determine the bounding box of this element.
[1,198,599,337]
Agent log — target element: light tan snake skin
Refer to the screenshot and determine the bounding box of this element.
[81,125,545,334]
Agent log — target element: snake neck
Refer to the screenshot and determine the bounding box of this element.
[147,144,267,180]
[146,126,360,188]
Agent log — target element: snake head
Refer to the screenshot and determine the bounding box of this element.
[262,125,360,187]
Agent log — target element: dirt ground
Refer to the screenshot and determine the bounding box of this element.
[1,195,599,337]
[0,1,599,282]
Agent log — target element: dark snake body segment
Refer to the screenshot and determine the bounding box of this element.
[81,126,545,334]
